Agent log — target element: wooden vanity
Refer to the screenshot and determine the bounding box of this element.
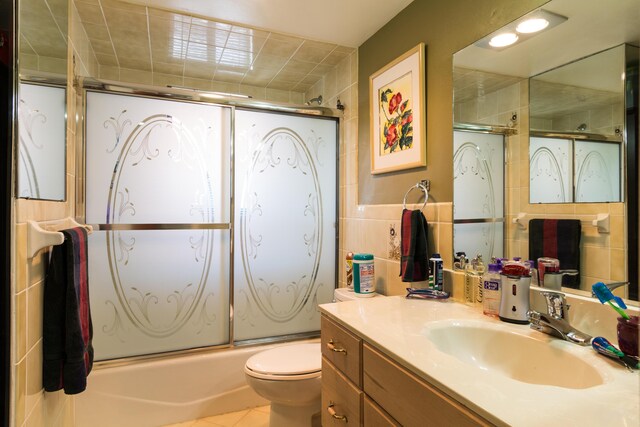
[320,315,492,426]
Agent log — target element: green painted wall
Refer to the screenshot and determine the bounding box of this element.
[358,0,547,204]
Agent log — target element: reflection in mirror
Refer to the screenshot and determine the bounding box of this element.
[18,0,68,201]
[453,0,639,302]
[529,46,625,204]
[17,83,66,200]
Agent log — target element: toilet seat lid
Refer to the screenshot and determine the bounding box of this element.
[245,343,321,377]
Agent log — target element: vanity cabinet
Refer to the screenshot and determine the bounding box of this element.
[321,314,493,426]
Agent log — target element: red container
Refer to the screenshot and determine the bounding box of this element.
[617,315,639,357]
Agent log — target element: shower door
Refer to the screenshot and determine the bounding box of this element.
[233,109,337,342]
[85,92,231,360]
[453,130,504,262]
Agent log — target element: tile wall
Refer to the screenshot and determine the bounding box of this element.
[456,79,627,294]
[306,52,454,297]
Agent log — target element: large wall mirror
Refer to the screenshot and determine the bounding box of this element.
[17,0,68,201]
[452,0,639,302]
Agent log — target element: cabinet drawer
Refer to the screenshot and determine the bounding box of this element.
[363,396,400,427]
[322,357,362,426]
[363,344,491,427]
[321,315,362,387]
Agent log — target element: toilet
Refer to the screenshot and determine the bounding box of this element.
[244,287,383,426]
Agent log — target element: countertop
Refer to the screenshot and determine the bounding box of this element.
[319,296,639,427]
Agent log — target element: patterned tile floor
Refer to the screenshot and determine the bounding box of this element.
[164,405,270,427]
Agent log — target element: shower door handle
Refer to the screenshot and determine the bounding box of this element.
[327,402,348,422]
[327,339,347,354]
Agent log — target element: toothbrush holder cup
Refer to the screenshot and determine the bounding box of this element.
[617,315,639,357]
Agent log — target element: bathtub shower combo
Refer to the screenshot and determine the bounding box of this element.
[75,87,337,426]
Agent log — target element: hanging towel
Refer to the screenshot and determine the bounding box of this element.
[43,227,94,394]
[529,219,581,288]
[400,209,430,282]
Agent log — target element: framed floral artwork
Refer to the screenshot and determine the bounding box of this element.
[369,43,426,174]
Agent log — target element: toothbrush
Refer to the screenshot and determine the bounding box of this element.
[591,336,639,371]
[592,282,630,320]
[406,288,450,300]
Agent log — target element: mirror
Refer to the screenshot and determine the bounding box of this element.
[17,0,68,201]
[452,0,639,302]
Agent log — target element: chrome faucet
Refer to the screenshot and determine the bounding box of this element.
[527,291,593,346]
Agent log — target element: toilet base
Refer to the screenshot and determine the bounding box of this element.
[269,401,320,427]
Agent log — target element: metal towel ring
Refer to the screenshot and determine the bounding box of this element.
[402,183,429,210]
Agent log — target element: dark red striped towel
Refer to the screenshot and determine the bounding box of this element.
[529,219,581,288]
[43,226,94,394]
[400,209,430,282]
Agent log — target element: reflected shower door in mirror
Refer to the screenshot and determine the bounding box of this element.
[453,130,504,263]
[452,0,639,302]
[18,0,68,201]
[529,136,622,203]
[17,82,66,200]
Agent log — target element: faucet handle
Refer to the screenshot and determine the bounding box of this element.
[541,291,569,319]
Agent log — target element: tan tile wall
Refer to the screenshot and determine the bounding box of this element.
[308,51,454,297]
[457,80,627,294]
[11,4,91,427]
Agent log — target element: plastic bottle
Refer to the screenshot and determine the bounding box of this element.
[474,255,485,304]
[353,253,375,297]
[464,255,479,305]
[346,252,354,291]
[429,253,444,291]
[482,263,501,317]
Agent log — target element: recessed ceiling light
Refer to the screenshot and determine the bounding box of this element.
[489,33,519,48]
[516,18,549,34]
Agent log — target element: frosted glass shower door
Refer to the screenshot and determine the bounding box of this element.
[85,92,231,360]
[453,131,504,262]
[234,110,337,341]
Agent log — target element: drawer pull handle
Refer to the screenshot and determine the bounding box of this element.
[327,339,347,354]
[328,402,348,422]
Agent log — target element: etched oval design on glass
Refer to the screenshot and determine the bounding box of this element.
[239,127,322,323]
[106,114,216,337]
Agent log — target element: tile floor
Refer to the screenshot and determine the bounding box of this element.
[164,405,270,427]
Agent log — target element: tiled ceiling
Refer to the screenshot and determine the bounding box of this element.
[20,0,68,59]
[73,0,355,92]
[530,79,622,120]
[453,67,524,104]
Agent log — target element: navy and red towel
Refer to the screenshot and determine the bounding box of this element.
[529,219,581,288]
[400,209,430,282]
[43,226,94,394]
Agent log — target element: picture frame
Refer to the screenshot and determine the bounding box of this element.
[369,43,426,174]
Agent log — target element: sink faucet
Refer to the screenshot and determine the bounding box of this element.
[527,291,593,346]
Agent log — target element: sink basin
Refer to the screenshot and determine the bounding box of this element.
[425,321,604,389]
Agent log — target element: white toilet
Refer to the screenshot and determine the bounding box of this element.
[244,288,382,426]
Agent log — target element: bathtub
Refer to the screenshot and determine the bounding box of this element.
[75,339,318,427]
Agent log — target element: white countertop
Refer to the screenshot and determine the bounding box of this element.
[319,296,639,427]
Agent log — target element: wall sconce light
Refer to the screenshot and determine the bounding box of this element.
[475,9,567,50]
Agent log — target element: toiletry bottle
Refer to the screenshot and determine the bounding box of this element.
[346,252,354,291]
[483,263,501,317]
[474,255,485,304]
[429,253,444,291]
[464,255,478,305]
[353,253,375,297]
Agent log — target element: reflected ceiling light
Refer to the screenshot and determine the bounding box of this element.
[474,9,567,50]
[489,33,519,48]
[516,18,549,34]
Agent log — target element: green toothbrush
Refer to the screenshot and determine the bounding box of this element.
[592,282,630,320]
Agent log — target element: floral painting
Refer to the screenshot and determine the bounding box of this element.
[370,43,425,174]
[378,72,413,156]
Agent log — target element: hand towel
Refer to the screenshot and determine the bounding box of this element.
[400,209,430,282]
[43,226,94,394]
[529,219,581,288]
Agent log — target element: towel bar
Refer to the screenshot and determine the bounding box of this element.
[512,212,610,234]
[27,217,93,259]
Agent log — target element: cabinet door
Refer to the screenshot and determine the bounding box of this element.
[321,315,362,387]
[363,344,491,427]
[322,357,362,426]
[364,396,400,427]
